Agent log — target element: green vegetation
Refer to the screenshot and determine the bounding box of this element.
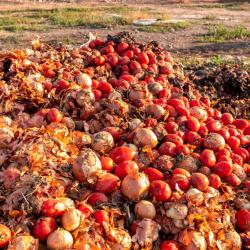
[138,21,190,33]
[200,24,250,43]
[0,6,169,32]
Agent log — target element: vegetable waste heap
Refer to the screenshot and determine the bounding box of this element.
[0,32,249,250]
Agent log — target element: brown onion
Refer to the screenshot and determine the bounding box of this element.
[133,128,158,148]
[175,156,199,173]
[146,104,165,120]
[204,133,225,151]
[47,228,73,250]
[165,203,188,220]
[75,73,92,88]
[9,236,39,250]
[190,106,208,121]
[72,148,101,183]
[134,200,156,219]
[121,172,149,201]
[91,131,114,153]
[178,230,207,250]
[185,188,204,206]
[217,229,242,250]
[61,208,82,231]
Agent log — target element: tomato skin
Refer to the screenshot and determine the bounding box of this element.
[236,210,250,231]
[95,173,120,194]
[57,79,71,90]
[150,180,172,202]
[109,146,135,163]
[213,161,232,177]
[158,141,177,156]
[209,174,221,189]
[108,55,119,67]
[93,89,102,101]
[87,192,108,206]
[185,131,202,146]
[93,210,109,224]
[97,81,112,95]
[172,168,191,178]
[100,156,114,172]
[41,199,66,217]
[160,240,180,250]
[226,173,241,187]
[200,149,216,168]
[33,217,57,241]
[175,144,190,155]
[165,121,179,133]
[175,105,190,118]
[0,224,11,248]
[115,160,139,180]
[116,42,129,54]
[143,167,164,182]
[47,108,63,123]
[206,120,222,132]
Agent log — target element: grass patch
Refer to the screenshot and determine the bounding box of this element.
[0,6,169,30]
[200,25,250,43]
[138,21,190,33]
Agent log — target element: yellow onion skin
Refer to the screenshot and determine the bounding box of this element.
[121,172,149,201]
[47,228,73,250]
[133,128,158,148]
[61,208,82,231]
[8,236,39,250]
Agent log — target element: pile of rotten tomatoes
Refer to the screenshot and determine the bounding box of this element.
[0,33,249,250]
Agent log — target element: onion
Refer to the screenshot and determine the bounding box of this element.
[234,197,250,210]
[128,119,143,131]
[72,148,101,183]
[0,127,14,148]
[185,188,204,206]
[75,73,92,88]
[121,172,149,201]
[47,228,73,250]
[76,89,95,107]
[91,131,114,153]
[9,236,39,250]
[175,156,199,173]
[233,164,247,181]
[204,133,225,151]
[129,85,150,101]
[178,230,207,250]
[147,81,163,95]
[61,208,82,231]
[204,187,220,201]
[62,117,75,131]
[217,229,242,250]
[57,197,75,209]
[146,104,165,120]
[133,128,158,148]
[190,106,208,121]
[134,200,156,219]
[165,203,188,220]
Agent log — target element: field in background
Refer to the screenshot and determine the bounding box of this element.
[0,0,249,67]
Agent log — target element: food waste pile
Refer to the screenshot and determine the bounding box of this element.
[0,33,249,250]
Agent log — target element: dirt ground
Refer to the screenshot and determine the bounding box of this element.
[0,1,249,62]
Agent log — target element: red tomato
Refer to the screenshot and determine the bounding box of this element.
[213,109,222,119]
[160,240,180,250]
[209,174,221,189]
[97,81,112,95]
[218,128,230,140]
[198,124,208,136]
[130,60,141,72]
[206,120,222,132]
[150,180,172,202]
[165,121,179,133]
[175,105,190,117]
[109,146,136,163]
[185,131,202,146]
[213,161,232,177]
[115,160,139,180]
[221,113,234,125]
[44,82,53,92]
[235,210,250,231]
[116,42,129,54]
[160,63,172,74]
[108,55,119,67]
[133,47,141,55]
[41,199,66,217]
[191,173,209,192]
[100,156,114,171]
[105,45,114,54]
[0,224,11,248]
[186,116,200,132]
[226,174,241,187]
[234,148,249,162]
[47,108,63,123]
[143,167,164,182]
[200,149,216,168]
[170,174,190,191]
[137,52,149,64]
[227,136,240,149]
[57,79,71,90]
[123,50,134,59]
[172,168,191,178]
[93,89,102,101]
[158,141,177,156]
[94,55,106,66]
[95,173,120,194]
[93,210,109,224]
[77,203,93,219]
[175,144,190,155]
[87,192,108,206]
[233,119,249,130]
[244,126,250,135]
[94,39,104,46]
[33,217,57,241]
[164,134,183,146]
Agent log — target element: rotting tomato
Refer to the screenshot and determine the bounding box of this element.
[150,180,172,202]
[41,199,66,218]
[87,192,108,206]
[0,224,11,248]
[93,210,109,224]
[115,160,139,180]
[47,108,63,123]
[95,173,120,194]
